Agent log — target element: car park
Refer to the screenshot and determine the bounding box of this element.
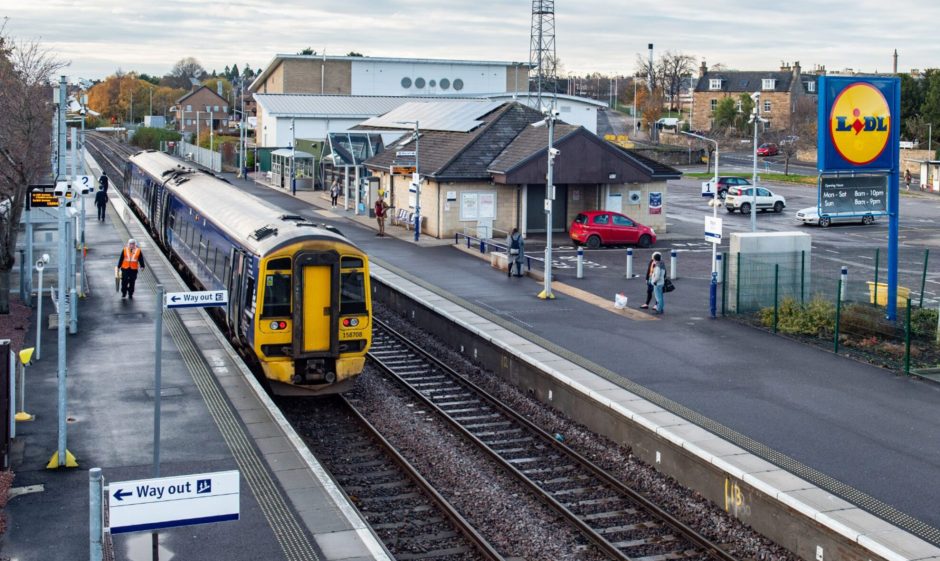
[701,176,752,199]
[725,186,786,214]
[794,206,877,227]
[570,210,656,249]
[757,143,779,156]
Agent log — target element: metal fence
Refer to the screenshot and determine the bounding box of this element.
[722,248,938,373]
[176,140,221,172]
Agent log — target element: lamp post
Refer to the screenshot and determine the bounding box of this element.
[750,92,761,232]
[290,117,296,196]
[682,131,719,316]
[633,74,638,134]
[532,105,558,300]
[396,120,422,241]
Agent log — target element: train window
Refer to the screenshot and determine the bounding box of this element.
[261,272,291,318]
[340,257,367,315]
[267,257,291,270]
[244,277,255,312]
[223,256,231,283]
[341,257,364,269]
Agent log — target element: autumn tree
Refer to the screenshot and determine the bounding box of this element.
[88,74,183,123]
[0,25,66,312]
[658,52,696,111]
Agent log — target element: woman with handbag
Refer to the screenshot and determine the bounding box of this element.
[651,252,666,314]
[506,228,525,277]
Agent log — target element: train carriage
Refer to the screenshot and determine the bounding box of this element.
[123,150,371,394]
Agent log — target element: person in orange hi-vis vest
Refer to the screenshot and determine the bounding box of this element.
[116,238,146,299]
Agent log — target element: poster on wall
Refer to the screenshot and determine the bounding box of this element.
[478,193,496,219]
[461,193,479,220]
[649,192,662,214]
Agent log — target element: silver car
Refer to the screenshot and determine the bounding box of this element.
[795,206,878,227]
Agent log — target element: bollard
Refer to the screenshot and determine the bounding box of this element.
[577,247,584,279]
[670,249,678,280]
[626,248,633,278]
[15,348,34,422]
[716,253,723,284]
[89,467,103,561]
[480,239,486,254]
[840,266,848,302]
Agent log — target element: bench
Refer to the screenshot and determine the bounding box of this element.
[391,208,409,227]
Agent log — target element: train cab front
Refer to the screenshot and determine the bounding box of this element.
[255,250,371,395]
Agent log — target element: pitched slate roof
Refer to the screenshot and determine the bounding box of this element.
[609,146,683,179]
[695,71,795,93]
[487,123,580,173]
[176,85,227,105]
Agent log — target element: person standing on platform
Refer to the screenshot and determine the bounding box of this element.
[905,169,912,191]
[98,171,109,193]
[94,186,108,222]
[374,195,389,236]
[330,182,340,208]
[506,228,525,277]
[117,238,145,299]
[650,252,665,314]
[640,254,656,309]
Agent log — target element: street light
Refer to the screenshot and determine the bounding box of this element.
[532,104,559,300]
[682,130,720,316]
[749,91,766,233]
[396,120,421,242]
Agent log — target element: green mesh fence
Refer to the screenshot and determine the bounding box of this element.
[723,247,940,372]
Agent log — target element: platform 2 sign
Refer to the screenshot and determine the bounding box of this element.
[165,290,228,309]
[819,175,887,214]
[108,470,240,534]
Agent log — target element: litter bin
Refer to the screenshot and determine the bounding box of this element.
[866,282,910,308]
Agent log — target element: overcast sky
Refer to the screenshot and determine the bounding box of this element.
[3,0,937,82]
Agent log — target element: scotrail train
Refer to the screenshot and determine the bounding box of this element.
[122,150,372,394]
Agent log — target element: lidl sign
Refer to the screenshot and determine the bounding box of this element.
[818,76,899,171]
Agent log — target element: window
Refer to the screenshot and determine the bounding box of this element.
[593,214,610,225]
[710,99,718,111]
[340,257,367,315]
[762,79,776,90]
[735,99,742,111]
[261,272,292,317]
[214,105,219,112]
[764,100,772,113]
[244,277,255,312]
[758,188,771,197]
[805,81,816,93]
[709,79,722,90]
[187,119,193,125]
[612,215,634,227]
[186,104,192,112]
[415,77,426,89]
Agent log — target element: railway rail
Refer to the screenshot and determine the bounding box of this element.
[282,396,504,561]
[368,318,739,561]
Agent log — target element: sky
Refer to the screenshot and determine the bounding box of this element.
[2,0,938,82]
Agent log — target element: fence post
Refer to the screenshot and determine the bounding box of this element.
[721,252,728,316]
[576,247,584,279]
[905,298,912,375]
[874,247,880,307]
[800,250,805,304]
[89,467,103,561]
[735,252,741,314]
[773,264,779,334]
[454,233,458,244]
[841,266,848,302]
[920,248,929,308]
[835,279,842,354]
[626,248,633,278]
[670,249,677,280]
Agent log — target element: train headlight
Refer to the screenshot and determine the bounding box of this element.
[269,321,279,330]
[269,321,288,330]
[342,318,359,328]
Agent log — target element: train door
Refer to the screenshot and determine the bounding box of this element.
[227,249,245,337]
[292,251,339,357]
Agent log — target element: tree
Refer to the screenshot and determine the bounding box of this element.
[346,51,363,57]
[165,57,205,89]
[919,70,940,149]
[640,89,665,132]
[0,25,66,313]
[299,47,315,55]
[658,52,696,111]
[229,64,239,82]
[711,98,738,132]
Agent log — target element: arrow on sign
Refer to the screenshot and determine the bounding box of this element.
[113,489,133,501]
[171,296,181,302]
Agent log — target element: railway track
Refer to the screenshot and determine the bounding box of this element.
[368,317,739,561]
[282,396,504,561]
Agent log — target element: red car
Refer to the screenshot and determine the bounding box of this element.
[757,143,779,156]
[570,211,656,249]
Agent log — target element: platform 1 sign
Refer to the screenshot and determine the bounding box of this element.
[109,470,239,534]
[165,290,228,309]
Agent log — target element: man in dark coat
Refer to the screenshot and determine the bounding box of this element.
[98,171,109,193]
[94,187,108,222]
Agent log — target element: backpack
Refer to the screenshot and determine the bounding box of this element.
[509,235,520,255]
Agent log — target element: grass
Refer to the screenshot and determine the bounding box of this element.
[684,171,817,185]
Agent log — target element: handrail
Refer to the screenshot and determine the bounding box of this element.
[454,232,538,271]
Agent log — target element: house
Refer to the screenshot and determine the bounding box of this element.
[691,61,812,132]
[360,101,680,239]
[175,86,230,135]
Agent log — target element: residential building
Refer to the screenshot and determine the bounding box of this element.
[175,86,229,135]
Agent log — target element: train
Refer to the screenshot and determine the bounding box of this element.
[122,150,372,395]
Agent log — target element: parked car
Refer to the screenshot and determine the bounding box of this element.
[702,176,752,199]
[757,143,779,156]
[725,186,786,214]
[795,207,878,227]
[570,211,656,249]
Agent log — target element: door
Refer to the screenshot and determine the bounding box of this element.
[605,192,623,214]
[525,184,569,233]
[611,213,639,244]
[592,212,612,243]
[756,187,772,209]
[292,251,339,357]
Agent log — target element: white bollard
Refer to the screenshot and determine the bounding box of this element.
[840,266,848,302]
[670,249,678,280]
[576,247,584,279]
[716,253,723,284]
[626,248,633,278]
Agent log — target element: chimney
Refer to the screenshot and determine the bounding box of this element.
[893,49,898,74]
[699,60,708,78]
[780,61,791,72]
[792,61,801,80]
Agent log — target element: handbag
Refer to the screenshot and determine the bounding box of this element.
[663,277,675,293]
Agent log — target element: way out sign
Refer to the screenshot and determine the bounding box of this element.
[165,290,228,309]
[109,470,239,534]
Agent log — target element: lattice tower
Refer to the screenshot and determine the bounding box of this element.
[528,0,557,112]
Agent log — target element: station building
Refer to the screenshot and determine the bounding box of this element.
[360,100,679,239]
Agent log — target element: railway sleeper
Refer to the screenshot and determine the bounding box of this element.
[581,509,638,521]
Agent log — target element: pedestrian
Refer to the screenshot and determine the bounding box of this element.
[98,171,109,193]
[650,251,666,314]
[506,227,525,277]
[330,182,340,208]
[117,238,145,299]
[905,169,911,191]
[374,195,389,236]
[640,254,656,308]
[94,186,108,222]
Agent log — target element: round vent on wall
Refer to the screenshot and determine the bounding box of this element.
[440,78,450,90]
[429,79,436,88]
[401,77,412,88]
[453,78,464,91]
[415,77,426,89]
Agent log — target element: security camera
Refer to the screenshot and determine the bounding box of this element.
[548,147,561,157]
[53,181,69,197]
[750,91,761,101]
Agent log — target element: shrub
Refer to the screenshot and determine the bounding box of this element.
[760,296,835,337]
[131,127,181,150]
[911,307,938,339]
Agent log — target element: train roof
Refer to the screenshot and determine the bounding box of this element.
[128,151,359,256]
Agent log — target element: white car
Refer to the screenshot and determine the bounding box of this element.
[795,207,878,227]
[724,186,786,214]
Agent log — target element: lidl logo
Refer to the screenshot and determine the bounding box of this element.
[829,82,891,166]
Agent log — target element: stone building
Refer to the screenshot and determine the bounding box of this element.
[691,61,814,132]
[360,101,680,240]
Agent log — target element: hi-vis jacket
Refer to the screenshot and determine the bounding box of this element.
[117,247,145,270]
